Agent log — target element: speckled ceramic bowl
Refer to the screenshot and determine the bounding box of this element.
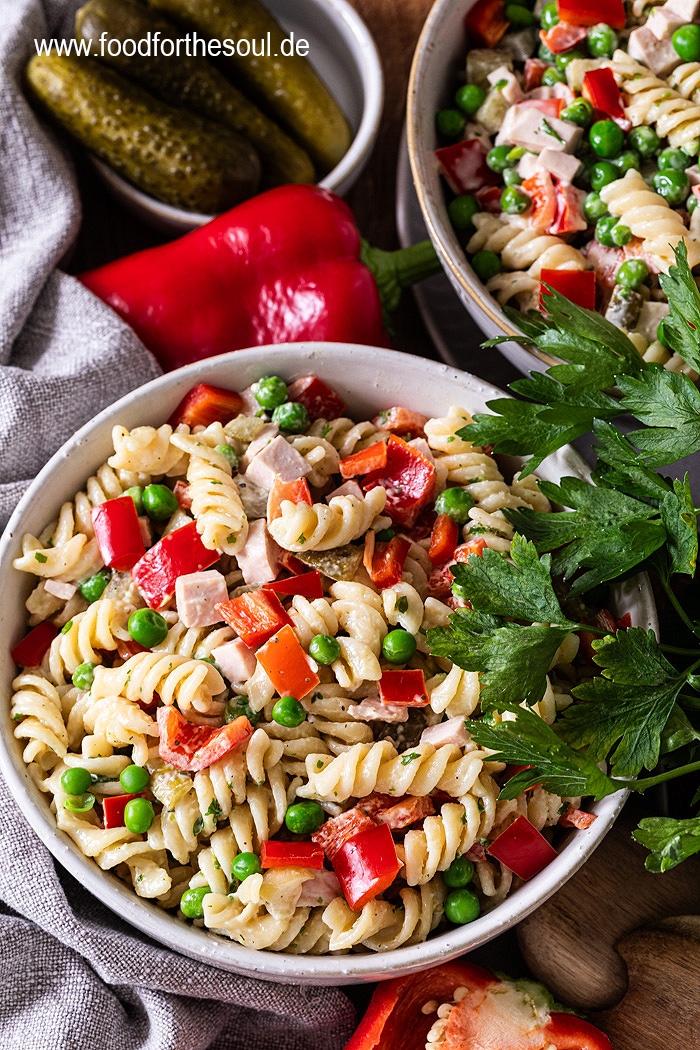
[0,343,655,983]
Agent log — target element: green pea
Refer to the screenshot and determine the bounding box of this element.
[445,887,481,924]
[688,193,699,215]
[555,49,586,70]
[434,486,475,523]
[542,66,566,86]
[79,568,111,604]
[124,797,154,834]
[658,147,688,172]
[180,886,210,919]
[215,444,239,470]
[505,3,536,27]
[375,528,396,543]
[538,42,556,62]
[613,150,640,174]
[610,223,632,247]
[61,766,93,795]
[382,629,418,664]
[443,856,475,888]
[471,250,502,283]
[232,852,262,882]
[486,144,514,174]
[682,139,700,157]
[653,168,690,207]
[595,214,620,247]
[272,695,306,728]
[503,167,522,187]
[309,634,341,665]
[560,98,593,127]
[589,120,624,159]
[590,160,618,192]
[72,661,96,691]
[448,194,480,231]
[225,696,260,726]
[673,23,700,62]
[616,259,649,291]
[119,764,150,793]
[587,23,618,58]
[272,401,310,434]
[142,484,178,522]
[455,83,486,116]
[436,108,465,138]
[582,191,608,223]
[285,800,325,835]
[540,1,558,29]
[63,792,95,813]
[124,485,144,515]
[501,187,530,215]
[255,376,288,410]
[627,125,660,159]
[128,607,168,648]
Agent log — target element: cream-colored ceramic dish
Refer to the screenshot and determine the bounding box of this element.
[0,343,654,983]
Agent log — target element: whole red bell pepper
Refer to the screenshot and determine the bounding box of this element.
[79,185,441,371]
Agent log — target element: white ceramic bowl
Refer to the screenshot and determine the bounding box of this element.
[92,0,384,234]
[0,343,655,984]
[407,0,553,375]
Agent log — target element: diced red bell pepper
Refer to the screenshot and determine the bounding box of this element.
[216,589,292,648]
[435,139,499,196]
[372,406,429,438]
[374,795,435,830]
[505,763,542,792]
[560,806,598,830]
[465,0,508,47]
[157,706,252,772]
[132,521,218,609]
[261,840,325,869]
[524,58,548,91]
[356,793,399,821]
[616,611,632,630]
[517,98,563,118]
[487,814,558,880]
[116,637,148,660]
[313,807,377,861]
[168,383,243,428]
[454,538,487,562]
[522,172,557,232]
[557,0,625,29]
[428,514,459,566]
[367,536,411,590]
[548,184,587,237]
[582,68,627,126]
[541,268,596,312]
[263,570,323,599]
[339,441,388,480]
[91,496,145,572]
[11,621,58,667]
[173,479,192,511]
[363,434,435,530]
[267,476,312,523]
[102,792,146,829]
[256,623,320,699]
[427,560,458,600]
[475,185,502,214]
[286,375,346,422]
[278,549,307,576]
[379,669,428,707]
[539,22,587,54]
[332,823,402,911]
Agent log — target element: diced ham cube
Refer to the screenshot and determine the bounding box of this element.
[487,65,523,106]
[238,384,263,417]
[420,716,470,750]
[646,7,684,40]
[686,165,700,188]
[582,240,625,294]
[526,87,555,101]
[628,26,681,78]
[175,570,229,628]
[518,152,540,180]
[244,435,311,491]
[210,637,257,683]
[407,437,438,466]
[138,516,153,549]
[499,106,581,154]
[636,300,669,342]
[351,696,409,722]
[235,518,282,585]
[667,0,700,20]
[326,479,364,502]
[552,82,575,106]
[44,579,77,601]
[537,148,581,183]
[297,869,343,907]
[239,423,279,470]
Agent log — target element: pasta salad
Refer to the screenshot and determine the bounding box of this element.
[436,0,700,377]
[10,374,598,955]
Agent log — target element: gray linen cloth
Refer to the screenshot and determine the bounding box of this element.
[0,1,356,1045]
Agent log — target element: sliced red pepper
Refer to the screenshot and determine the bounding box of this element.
[524,58,548,91]
[102,792,146,829]
[363,434,435,529]
[173,479,192,511]
[435,139,499,196]
[541,269,596,312]
[263,570,323,599]
[543,1013,613,1048]
[339,441,388,480]
[286,375,346,422]
[465,0,508,47]
[116,637,148,660]
[548,184,587,237]
[427,560,459,600]
[11,621,58,667]
[454,538,487,562]
[267,476,313,523]
[505,764,542,792]
[539,22,587,54]
[522,172,557,232]
[157,706,252,772]
[428,514,459,566]
[372,406,429,438]
[560,806,597,830]
[379,669,428,707]
[168,383,244,428]
[261,840,324,869]
[91,496,145,572]
[367,536,411,590]
[256,623,320,699]
[132,521,218,609]
[557,0,625,29]
[216,589,292,648]
[616,611,632,630]
[332,823,402,911]
[374,795,435,830]
[313,807,377,861]
[487,814,558,880]
[582,68,627,126]
[278,549,307,576]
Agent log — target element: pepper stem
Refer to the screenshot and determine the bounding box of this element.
[360,239,443,329]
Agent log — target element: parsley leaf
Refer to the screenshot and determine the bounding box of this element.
[661,705,700,755]
[466,702,619,801]
[450,534,575,627]
[657,241,700,372]
[620,369,700,466]
[560,628,684,776]
[592,420,672,501]
[660,475,698,576]
[633,815,700,872]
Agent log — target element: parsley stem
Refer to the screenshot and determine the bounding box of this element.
[657,570,700,641]
[660,645,700,656]
[626,759,700,792]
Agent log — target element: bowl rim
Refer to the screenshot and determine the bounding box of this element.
[405,0,555,370]
[0,341,643,983]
